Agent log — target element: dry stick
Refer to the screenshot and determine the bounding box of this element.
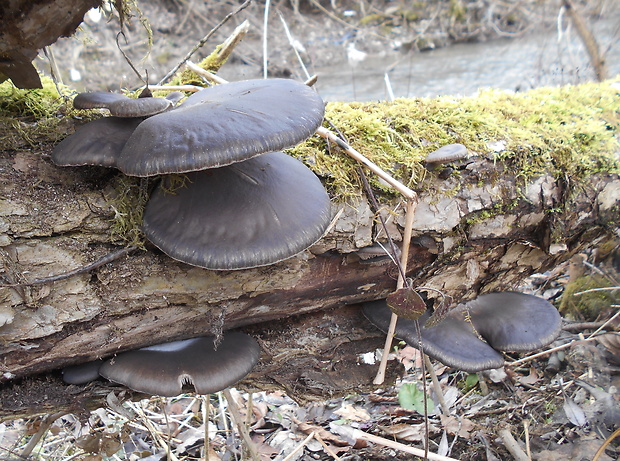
[20,411,67,458]
[424,355,449,416]
[222,389,260,461]
[314,125,419,386]
[315,127,415,200]
[157,0,252,86]
[338,426,459,461]
[562,0,609,81]
[374,198,418,385]
[313,433,343,461]
[498,428,530,461]
[281,432,315,461]
[0,246,137,288]
[185,61,228,85]
[202,395,210,461]
[593,426,620,461]
[146,84,204,93]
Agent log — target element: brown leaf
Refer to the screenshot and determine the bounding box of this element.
[387,287,426,320]
[378,422,440,442]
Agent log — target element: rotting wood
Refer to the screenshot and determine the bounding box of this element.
[1,83,619,419]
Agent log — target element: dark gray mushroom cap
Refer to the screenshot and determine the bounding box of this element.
[116,78,326,177]
[51,116,143,167]
[73,91,127,110]
[142,151,331,270]
[425,143,468,164]
[62,359,105,385]
[73,91,173,117]
[363,292,561,372]
[363,300,505,372]
[464,292,562,351]
[98,332,260,397]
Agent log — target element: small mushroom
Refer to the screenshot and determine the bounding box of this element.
[116,78,325,176]
[62,359,104,385]
[98,332,260,397]
[142,151,331,270]
[73,91,174,117]
[363,292,561,372]
[51,116,143,167]
[424,143,468,166]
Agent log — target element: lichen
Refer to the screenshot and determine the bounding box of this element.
[289,79,620,200]
[559,275,618,320]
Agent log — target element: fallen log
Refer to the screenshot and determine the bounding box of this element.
[0,78,618,419]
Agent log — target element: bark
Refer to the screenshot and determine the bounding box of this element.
[1,111,619,420]
[0,0,102,88]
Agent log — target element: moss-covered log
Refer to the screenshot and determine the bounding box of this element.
[0,78,618,419]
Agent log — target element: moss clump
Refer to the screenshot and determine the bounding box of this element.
[0,76,74,148]
[290,79,620,199]
[559,275,618,320]
[106,175,151,249]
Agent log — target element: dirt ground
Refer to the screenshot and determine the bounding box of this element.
[1,0,620,459]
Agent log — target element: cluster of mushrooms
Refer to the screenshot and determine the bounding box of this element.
[55,78,330,395]
[363,292,562,372]
[55,78,563,396]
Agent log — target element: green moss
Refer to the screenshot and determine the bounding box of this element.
[106,175,151,248]
[289,79,620,199]
[0,76,74,148]
[559,275,618,320]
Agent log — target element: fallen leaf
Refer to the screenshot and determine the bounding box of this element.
[378,422,440,442]
[333,403,371,422]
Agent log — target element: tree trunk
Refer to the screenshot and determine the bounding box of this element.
[1,82,619,420]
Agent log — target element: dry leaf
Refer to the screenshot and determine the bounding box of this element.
[378,422,440,442]
[440,415,476,438]
[333,403,371,422]
[563,398,587,427]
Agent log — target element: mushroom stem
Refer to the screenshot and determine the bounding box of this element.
[373,196,418,384]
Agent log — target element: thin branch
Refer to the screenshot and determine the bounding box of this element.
[0,246,137,288]
[157,0,252,85]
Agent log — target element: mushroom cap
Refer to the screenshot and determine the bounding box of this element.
[62,359,104,385]
[116,78,325,177]
[464,292,562,351]
[73,91,173,117]
[363,299,505,372]
[98,332,260,397]
[73,91,127,110]
[362,292,561,372]
[425,143,468,164]
[51,116,143,167]
[143,151,331,270]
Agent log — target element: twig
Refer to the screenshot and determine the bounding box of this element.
[281,432,315,461]
[222,389,260,461]
[498,428,530,461]
[185,61,228,85]
[573,286,620,296]
[157,0,252,85]
[593,426,620,461]
[508,337,598,368]
[373,196,418,385]
[313,433,342,460]
[337,426,459,461]
[315,126,415,199]
[425,355,449,416]
[263,0,271,78]
[0,246,137,288]
[146,84,204,93]
[20,412,67,458]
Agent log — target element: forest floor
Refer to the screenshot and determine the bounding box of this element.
[1,0,620,459]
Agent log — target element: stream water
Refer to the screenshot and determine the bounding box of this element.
[304,20,619,102]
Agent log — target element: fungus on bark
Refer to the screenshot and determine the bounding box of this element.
[98,332,260,397]
[51,116,143,167]
[73,91,179,117]
[115,78,325,176]
[363,292,562,372]
[424,143,468,166]
[142,151,332,270]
